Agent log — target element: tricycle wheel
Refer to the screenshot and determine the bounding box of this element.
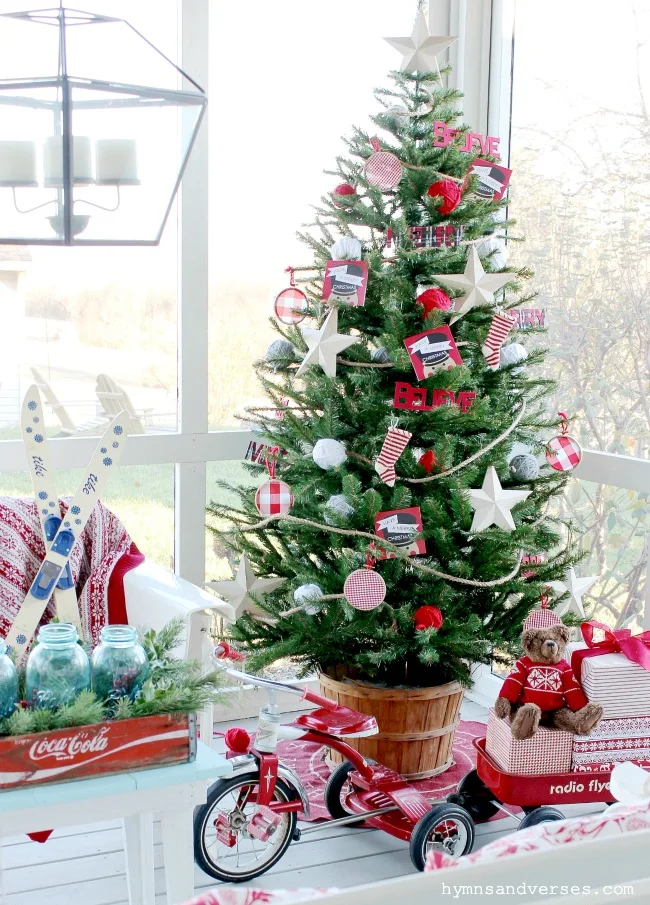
[324,760,365,826]
[194,774,297,882]
[517,806,565,830]
[447,768,499,822]
[410,803,475,871]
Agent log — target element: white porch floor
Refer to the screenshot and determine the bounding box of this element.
[2,701,603,905]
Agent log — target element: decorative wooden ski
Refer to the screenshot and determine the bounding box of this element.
[6,410,129,658]
[20,386,80,629]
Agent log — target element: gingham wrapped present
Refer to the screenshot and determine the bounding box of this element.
[486,707,573,775]
[572,716,650,770]
[568,637,650,720]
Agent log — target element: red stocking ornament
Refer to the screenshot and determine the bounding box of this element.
[482,310,518,370]
[375,424,412,487]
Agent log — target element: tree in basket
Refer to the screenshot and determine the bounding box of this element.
[207,31,584,778]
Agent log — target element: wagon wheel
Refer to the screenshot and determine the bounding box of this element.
[517,806,565,830]
[447,768,499,822]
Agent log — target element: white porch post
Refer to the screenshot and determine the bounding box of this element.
[176,0,209,585]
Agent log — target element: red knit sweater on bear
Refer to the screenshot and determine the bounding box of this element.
[500,656,588,712]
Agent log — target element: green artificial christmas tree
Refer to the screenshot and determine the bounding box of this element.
[207,54,584,692]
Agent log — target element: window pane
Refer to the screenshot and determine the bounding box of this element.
[208,1,411,427]
[0,464,174,569]
[509,0,650,456]
[206,458,259,582]
[0,1,178,436]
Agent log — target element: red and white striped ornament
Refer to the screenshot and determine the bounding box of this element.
[364,138,402,191]
[254,447,294,516]
[274,268,308,325]
[343,548,387,611]
[546,411,582,472]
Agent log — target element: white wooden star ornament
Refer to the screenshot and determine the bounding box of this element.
[466,466,531,533]
[295,308,359,379]
[207,555,285,621]
[384,10,457,74]
[549,568,598,618]
[436,246,511,323]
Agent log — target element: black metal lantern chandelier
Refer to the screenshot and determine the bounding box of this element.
[0,4,206,245]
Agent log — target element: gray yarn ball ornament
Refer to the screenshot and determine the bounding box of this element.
[324,494,354,524]
[509,453,540,481]
[294,583,324,615]
[387,104,410,127]
[372,347,391,364]
[500,343,528,368]
[266,339,294,372]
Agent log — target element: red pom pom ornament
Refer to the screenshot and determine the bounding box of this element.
[332,183,357,208]
[418,288,453,317]
[224,727,252,754]
[414,605,444,631]
[418,449,438,474]
[427,179,462,215]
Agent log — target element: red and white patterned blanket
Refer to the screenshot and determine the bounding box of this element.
[0,496,143,647]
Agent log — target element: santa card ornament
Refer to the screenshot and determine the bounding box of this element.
[546,411,583,472]
[364,138,402,191]
[254,447,294,517]
[467,159,512,202]
[343,547,387,611]
[274,267,308,325]
[322,260,368,307]
[404,325,462,380]
[374,506,425,559]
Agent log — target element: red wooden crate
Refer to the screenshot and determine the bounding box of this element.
[0,712,196,791]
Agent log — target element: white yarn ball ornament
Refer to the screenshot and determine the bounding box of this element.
[500,343,528,368]
[294,583,324,615]
[266,339,294,372]
[324,494,354,523]
[330,236,362,260]
[509,453,540,481]
[312,438,347,470]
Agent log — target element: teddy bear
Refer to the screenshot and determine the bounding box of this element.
[494,623,603,740]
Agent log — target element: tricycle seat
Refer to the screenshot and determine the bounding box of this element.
[291,706,378,738]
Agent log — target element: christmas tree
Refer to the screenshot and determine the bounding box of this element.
[207,45,583,690]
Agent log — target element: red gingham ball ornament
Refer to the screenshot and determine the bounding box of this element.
[545,412,583,473]
[274,267,308,325]
[343,567,387,612]
[254,480,294,517]
[427,179,462,215]
[414,605,444,631]
[364,139,402,191]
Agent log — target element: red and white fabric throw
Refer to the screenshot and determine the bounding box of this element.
[482,310,517,369]
[0,496,143,650]
[254,480,294,517]
[486,707,573,775]
[274,287,308,325]
[426,798,650,873]
[546,434,582,471]
[343,568,386,611]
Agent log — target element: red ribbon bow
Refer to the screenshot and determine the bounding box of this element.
[571,620,650,682]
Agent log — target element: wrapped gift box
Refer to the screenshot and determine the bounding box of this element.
[573,760,650,773]
[572,716,650,771]
[567,641,650,720]
[486,707,573,775]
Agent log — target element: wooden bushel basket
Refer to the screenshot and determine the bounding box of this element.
[0,712,196,791]
[320,674,463,780]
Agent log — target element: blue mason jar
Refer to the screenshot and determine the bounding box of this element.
[91,625,150,703]
[0,644,18,718]
[25,623,90,709]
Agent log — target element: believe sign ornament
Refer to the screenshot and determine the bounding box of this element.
[393,382,476,413]
[432,121,501,158]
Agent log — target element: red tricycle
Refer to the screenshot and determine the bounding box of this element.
[193,645,476,883]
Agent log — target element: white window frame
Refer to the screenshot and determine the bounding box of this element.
[0,0,648,711]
